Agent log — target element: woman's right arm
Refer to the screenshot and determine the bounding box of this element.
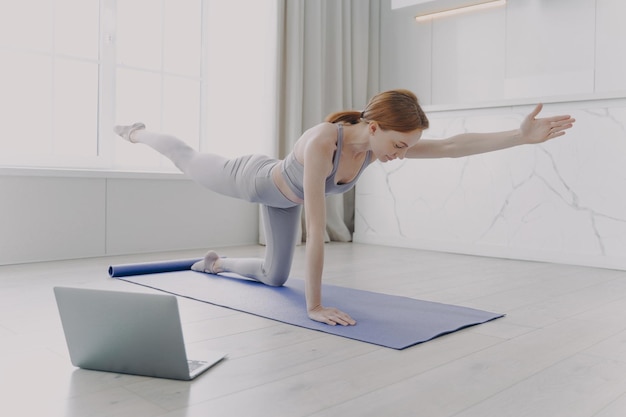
[302,131,356,326]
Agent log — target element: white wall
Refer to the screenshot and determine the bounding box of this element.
[0,172,258,265]
[380,0,626,106]
[355,0,626,270]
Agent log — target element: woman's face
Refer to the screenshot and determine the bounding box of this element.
[369,123,422,162]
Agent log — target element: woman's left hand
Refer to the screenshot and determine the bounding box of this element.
[520,104,576,144]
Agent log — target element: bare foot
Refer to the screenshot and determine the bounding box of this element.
[113,122,145,142]
[191,250,221,274]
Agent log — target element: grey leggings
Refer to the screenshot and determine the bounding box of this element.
[133,130,302,286]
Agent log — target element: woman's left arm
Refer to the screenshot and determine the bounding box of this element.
[406,104,576,159]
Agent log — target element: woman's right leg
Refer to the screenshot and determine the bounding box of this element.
[115,124,302,285]
[193,204,302,286]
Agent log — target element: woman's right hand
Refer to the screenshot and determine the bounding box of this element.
[308,305,356,326]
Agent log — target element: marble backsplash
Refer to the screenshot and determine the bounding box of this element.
[354,97,626,270]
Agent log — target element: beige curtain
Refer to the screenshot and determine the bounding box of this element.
[264,0,380,244]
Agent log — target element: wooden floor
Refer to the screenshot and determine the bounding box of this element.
[3,242,626,416]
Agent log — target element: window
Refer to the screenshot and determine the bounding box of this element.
[0,0,277,173]
[0,0,101,168]
[112,0,204,171]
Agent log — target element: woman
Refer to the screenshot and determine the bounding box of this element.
[114,89,575,326]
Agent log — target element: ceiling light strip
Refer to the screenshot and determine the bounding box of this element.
[415,0,506,22]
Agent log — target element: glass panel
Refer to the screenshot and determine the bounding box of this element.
[53,59,99,158]
[595,0,626,92]
[0,0,53,52]
[114,68,163,169]
[116,0,163,70]
[162,76,200,148]
[205,0,277,157]
[163,0,202,77]
[0,51,52,158]
[55,0,100,59]
[115,68,163,128]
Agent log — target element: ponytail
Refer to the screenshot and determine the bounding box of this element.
[323,89,428,132]
[324,110,362,125]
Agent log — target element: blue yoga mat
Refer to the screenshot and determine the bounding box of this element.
[109,259,503,350]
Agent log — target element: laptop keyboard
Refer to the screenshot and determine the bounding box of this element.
[188,359,206,372]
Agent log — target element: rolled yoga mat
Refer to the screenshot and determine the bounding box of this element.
[109,259,504,350]
[108,258,201,278]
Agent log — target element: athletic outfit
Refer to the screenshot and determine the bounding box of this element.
[131,124,371,286]
[281,124,372,200]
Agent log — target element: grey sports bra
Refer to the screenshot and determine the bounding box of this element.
[281,124,372,200]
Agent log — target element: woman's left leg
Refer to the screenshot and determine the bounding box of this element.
[114,124,260,201]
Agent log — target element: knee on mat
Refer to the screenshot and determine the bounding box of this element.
[262,273,288,287]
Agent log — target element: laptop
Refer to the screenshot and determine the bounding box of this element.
[53,286,226,380]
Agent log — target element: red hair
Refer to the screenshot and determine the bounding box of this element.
[325,89,429,132]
